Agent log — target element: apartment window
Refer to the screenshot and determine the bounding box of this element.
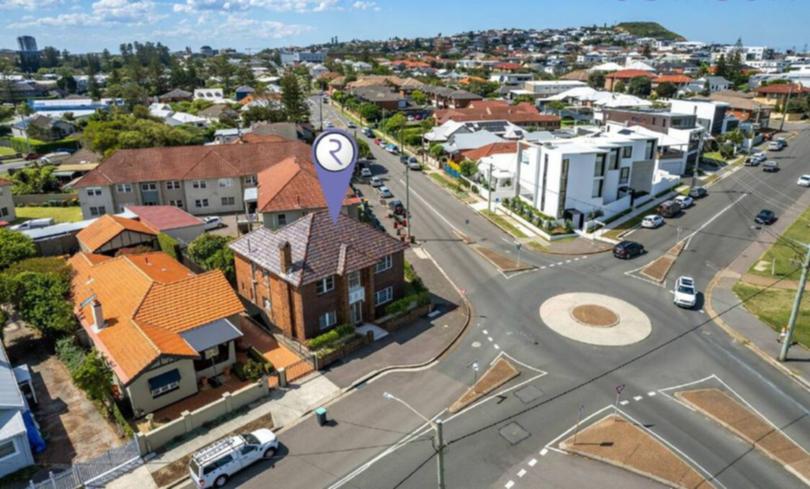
[166,180,181,190]
[221,196,235,206]
[218,178,233,188]
[318,311,337,330]
[375,286,393,306]
[195,199,209,208]
[245,175,257,185]
[622,146,632,158]
[591,179,604,198]
[540,154,549,212]
[619,167,630,185]
[0,440,16,460]
[609,149,619,170]
[557,159,569,218]
[348,270,361,289]
[375,255,393,273]
[86,187,102,196]
[316,275,335,295]
[141,183,157,191]
[89,206,106,216]
[192,180,207,189]
[594,154,606,177]
[169,199,184,208]
[116,184,132,193]
[0,207,7,217]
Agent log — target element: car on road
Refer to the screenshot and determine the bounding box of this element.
[641,214,664,229]
[657,200,682,218]
[674,195,694,209]
[378,186,393,198]
[324,121,334,128]
[745,152,766,166]
[362,128,374,138]
[387,199,406,216]
[385,144,400,154]
[399,155,408,164]
[373,138,382,146]
[370,176,383,187]
[768,139,786,151]
[188,428,278,488]
[408,160,422,170]
[755,209,777,225]
[202,216,223,230]
[347,122,357,129]
[360,168,373,178]
[10,217,54,231]
[673,276,698,309]
[762,160,779,172]
[797,175,810,187]
[688,186,708,199]
[613,240,645,259]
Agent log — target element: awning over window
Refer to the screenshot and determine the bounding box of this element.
[243,187,257,203]
[180,318,243,353]
[147,368,181,391]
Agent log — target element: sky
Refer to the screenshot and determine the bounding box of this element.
[1,0,809,54]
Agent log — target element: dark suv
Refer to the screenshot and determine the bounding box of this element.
[755,209,776,225]
[613,240,645,259]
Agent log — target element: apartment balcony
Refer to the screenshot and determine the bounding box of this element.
[349,285,365,305]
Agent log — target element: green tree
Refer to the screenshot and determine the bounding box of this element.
[715,54,728,79]
[429,143,445,160]
[83,112,205,157]
[588,71,605,89]
[383,112,407,134]
[280,73,309,123]
[613,80,626,93]
[459,159,477,177]
[0,230,36,270]
[358,102,381,121]
[546,100,567,112]
[12,272,75,337]
[187,234,235,281]
[410,90,427,105]
[655,82,678,98]
[57,74,78,94]
[627,76,652,96]
[357,138,372,159]
[72,349,113,406]
[513,94,536,105]
[242,105,286,125]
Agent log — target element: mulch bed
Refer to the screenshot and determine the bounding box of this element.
[448,357,519,414]
[570,305,619,328]
[640,255,676,283]
[472,245,533,272]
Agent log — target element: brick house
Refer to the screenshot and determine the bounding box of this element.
[230,211,408,342]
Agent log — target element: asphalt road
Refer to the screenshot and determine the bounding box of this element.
[193,100,810,489]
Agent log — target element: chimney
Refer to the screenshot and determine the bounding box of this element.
[91,300,105,331]
[278,240,292,274]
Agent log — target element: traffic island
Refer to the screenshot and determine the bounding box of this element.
[471,244,535,273]
[540,293,652,346]
[676,388,810,485]
[448,357,519,414]
[640,255,676,282]
[560,413,715,489]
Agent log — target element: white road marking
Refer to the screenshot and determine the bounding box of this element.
[540,448,548,456]
[517,469,526,478]
[483,329,489,335]
[540,266,547,270]
[528,458,537,467]
[543,405,613,451]
[648,391,656,397]
[488,336,493,342]
[565,259,572,263]
[505,481,515,489]
[548,264,555,268]
[494,344,500,349]
[619,400,630,406]
[682,193,748,249]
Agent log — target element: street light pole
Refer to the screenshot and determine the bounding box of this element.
[383,392,445,489]
[779,243,810,361]
[487,161,494,213]
[779,84,793,133]
[319,93,323,132]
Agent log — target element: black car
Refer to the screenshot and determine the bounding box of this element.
[755,209,777,225]
[688,186,708,199]
[613,240,645,259]
[388,199,407,216]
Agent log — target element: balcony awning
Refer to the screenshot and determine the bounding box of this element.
[180,318,243,353]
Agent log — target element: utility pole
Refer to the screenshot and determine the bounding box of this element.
[779,84,793,133]
[319,93,323,131]
[436,419,446,489]
[779,243,810,361]
[487,161,494,212]
[401,128,412,243]
[691,133,703,189]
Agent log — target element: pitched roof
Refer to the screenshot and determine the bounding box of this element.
[75,140,311,187]
[230,211,407,287]
[654,74,693,84]
[460,141,518,161]
[606,69,657,80]
[125,205,203,231]
[434,100,559,125]
[256,157,357,213]
[76,215,158,253]
[756,83,810,95]
[68,251,244,384]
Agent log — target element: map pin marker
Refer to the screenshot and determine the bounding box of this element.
[312,129,359,223]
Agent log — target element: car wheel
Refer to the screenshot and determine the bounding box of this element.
[264,447,277,459]
[215,475,228,487]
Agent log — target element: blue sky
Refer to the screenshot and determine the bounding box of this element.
[1,0,808,53]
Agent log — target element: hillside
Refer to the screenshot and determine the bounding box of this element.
[615,22,686,41]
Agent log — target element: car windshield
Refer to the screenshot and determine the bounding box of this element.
[678,285,695,294]
[242,434,259,445]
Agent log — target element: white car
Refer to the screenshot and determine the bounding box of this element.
[798,175,810,187]
[202,216,223,230]
[369,176,383,187]
[378,186,393,198]
[768,140,785,151]
[673,276,698,308]
[9,217,54,231]
[641,214,664,229]
[360,168,373,178]
[674,195,694,209]
[189,429,278,488]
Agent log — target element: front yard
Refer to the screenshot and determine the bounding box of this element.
[747,206,810,281]
[15,206,83,223]
[732,282,810,349]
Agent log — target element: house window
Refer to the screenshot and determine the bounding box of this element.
[318,311,337,330]
[195,199,209,208]
[169,199,183,208]
[0,207,7,217]
[316,275,335,295]
[622,146,632,158]
[192,180,207,189]
[557,159,569,218]
[116,184,132,193]
[218,178,233,188]
[141,183,157,191]
[375,255,393,273]
[221,196,235,206]
[245,175,257,185]
[86,187,102,196]
[594,154,606,177]
[591,179,604,198]
[148,369,181,398]
[619,167,630,184]
[645,140,656,160]
[89,206,106,216]
[375,286,393,306]
[0,440,16,460]
[348,270,361,289]
[166,180,181,190]
[277,214,287,226]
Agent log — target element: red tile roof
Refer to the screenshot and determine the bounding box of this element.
[76,215,158,253]
[606,69,657,80]
[434,100,560,125]
[126,205,203,231]
[460,142,518,161]
[756,83,810,95]
[654,74,693,84]
[494,62,523,71]
[256,157,356,213]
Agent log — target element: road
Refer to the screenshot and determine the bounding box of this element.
[194,99,810,489]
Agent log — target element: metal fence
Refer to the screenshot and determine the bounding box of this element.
[28,439,143,489]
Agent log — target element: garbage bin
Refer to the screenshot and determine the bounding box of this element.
[315,407,328,426]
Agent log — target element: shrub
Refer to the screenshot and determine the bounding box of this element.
[306,324,355,350]
[234,358,271,381]
[56,337,85,373]
[384,291,430,316]
[157,233,180,260]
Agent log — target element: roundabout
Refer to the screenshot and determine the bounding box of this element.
[539,293,652,346]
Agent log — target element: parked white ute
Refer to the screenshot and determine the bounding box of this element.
[673,276,697,309]
[189,429,278,488]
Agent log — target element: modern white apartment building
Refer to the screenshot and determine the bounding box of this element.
[509,80,587,100]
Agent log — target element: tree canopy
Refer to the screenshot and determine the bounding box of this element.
[83,111,205,157]
[627,76,652,96]
[187,234,235,281]
[0,229,36,270]
[281,73,309,123]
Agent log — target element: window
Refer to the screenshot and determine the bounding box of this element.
[148,369,181,398]
[316,275,335,294]
[116,184,132,193]
[622,146,632,158]
[619,167,630,184]
[540,154,549,212]
[192,180,207,189]
[645,140,656,160]
[318,311,337,330]
[0,440,16,460]
[86,187,102,196]
[277,214,287,226]
[375,255,393,273]
[141,183,157,191]
[348,270,361,288]
[221,196,235,206]
[594,154,606,177]
[0,207,7,217]
[166,180,181,190]
[245,175,257,185]
[609,149,619,170]
[195,199,209,208]
[89,206,106,216]
[263,297,272,312]
[375,286,393,306]
[557,159,569,218]
[169,199,183,208]
[591,179,604,198]
[218,178,233,188]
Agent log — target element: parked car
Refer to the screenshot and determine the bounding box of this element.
[408,160,422,171]
[768,139,785,151]
[388,199,406,216]
[613,240,645,259]
[360,168,373,178]
[362,128,374,138]
[202,216,223,230]
[673,276,698,309]
[641,214,664,229]
[347,122,357,129]
[674,195,694,209]
[40,151,72,165]
[755,209,777,225]
[24,153,42,161]
[370,176,383,187]
[9,217,54,231]
[797,175,810,187]
[745,153,766,166]
[384,144,399,154]
[188,429,278,488]
[762,161,779,172]
[688,186,708,199]
[657,200,682,218]
[373,138,382,146]
[378,186,393,198]
[324,121,334,128]
[399,155,409,164]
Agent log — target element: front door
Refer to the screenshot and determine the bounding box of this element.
[350,300,363,325]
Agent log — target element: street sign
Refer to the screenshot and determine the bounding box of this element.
[615,384,625,394]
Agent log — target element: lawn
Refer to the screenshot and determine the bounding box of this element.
[733,282,810,349]
[603,211,649,240]
[0,146,16,157]
[480,210,527,239]
[748,206,810,281]
[15,206,83,223]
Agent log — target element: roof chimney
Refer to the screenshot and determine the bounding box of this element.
[91,300,106,331]
[278,240,292,275]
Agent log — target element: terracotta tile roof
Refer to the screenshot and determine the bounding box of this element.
[756,83,810,95]
[460,142,518,161]
[606,69,657,80]
[494,62,523,71]
[68,251,244,384]
[125,205,203,231]
[654,74,693,84]
[434,100,560,125]
[230,210,407,287]
[75,140,312,187]
[256,157,356,213]
[76,215,158,253]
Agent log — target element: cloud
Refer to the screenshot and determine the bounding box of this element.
[10,0,161,27]
[173,0,338,13]
[215,14,313,38]
[0,0,60,10]
[352,0,378,11]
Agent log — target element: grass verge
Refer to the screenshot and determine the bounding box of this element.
[747,206,810,281]
[732,281,809,348]
[480,210,527,239]
[15,206,83,223]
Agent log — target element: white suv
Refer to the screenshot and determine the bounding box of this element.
[673,276,697,309]
[189,429,278,488]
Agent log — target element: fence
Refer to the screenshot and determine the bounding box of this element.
[28,439,142,489]
[15,193,78,206]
